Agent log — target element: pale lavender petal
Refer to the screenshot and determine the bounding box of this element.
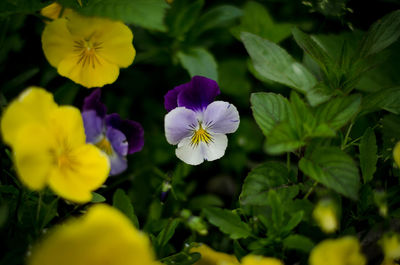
[203,101,240,134]
[165,107,197,145]
[109,154,128,176]
[177,76,220,112]
[106,126,128,156]
[82,88,107,118]
[105,113,144,154]
[82,110,103,143]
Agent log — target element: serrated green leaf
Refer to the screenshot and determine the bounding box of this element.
[63,0,169,31]
[240,162,297,206]
[241,32,317,93]
[306,82,334,107]
[203,207,252,239]
[359,128,377,183]
[250,92,290,136]
[299,147,360,200]
[231,1,292,43]
[359,9,400,58]
[264,123,306,154]
[283,234,314,252]
[315,94,361,129]
[113,189,139,227]
[177,47,218,82]
[361,86,400,115]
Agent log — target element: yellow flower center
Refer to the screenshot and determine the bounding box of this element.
[191,124,212,146]
[73,39,103,68]
[96,137,113,155]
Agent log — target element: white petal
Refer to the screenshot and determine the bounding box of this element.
[165,107,197,145]
[175,136,205,165]
[203,133,228,161]
[203,101,240,134]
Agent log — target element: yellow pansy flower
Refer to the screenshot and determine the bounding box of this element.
[191,244,239,265]
[0,87,110,203]
[240,255,283,265]
[313,199,339,233]
[393,142,400,168]
[309,237,366,265]
[28,204,158,265]
[41,2,72,21]
[380,233,400,263]
[41,11,135,88]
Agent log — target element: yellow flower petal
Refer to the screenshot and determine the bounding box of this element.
[57,52,120,88]
[41,2,63,21]
[13,123,55,190]
[309,237,366,265]
[380,233,400,260]
[28,204,156,265]
[48,106,86,149]
[1,87,57,145]
[41,17,76,67]
[48,144,110,203]
[191,244,239,265]
[393,142,400,168]
[241,255,284,265]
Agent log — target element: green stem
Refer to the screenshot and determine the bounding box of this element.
[303,181,318,199]
[36,192,43,223]
[341,122,354,150]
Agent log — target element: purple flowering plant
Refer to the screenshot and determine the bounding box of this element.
[82,89,144,175]
[164,76,240,165]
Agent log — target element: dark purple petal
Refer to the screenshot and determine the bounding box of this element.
[82,88,107,118]
[164,76,220,112]
[109,154,128,176]
[105,113,144,154]
[82,110,103,143]
[106,126,128,156]
[164,85,185,112]
[177,76,220,112]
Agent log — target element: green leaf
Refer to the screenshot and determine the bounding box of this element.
[299,147,360,200]
[91,192,106,203]
[359,9,400,58]
[359,128,377,183]
[315,94,361,130]
[241,32,317,94]
[292,27,333,73]
[0,0,49,17]
[283,234,314,252]
[157,219,180,247]
[177,47,218,82]
[194,5,242,36]
[165,0,203,37]
[265,122,306,154]
[161,252,201,265]
[282,211,304,233]
[240,161,297,206]
[361,87,400,115]
[64,0,169,31]
[306,82,334,107]
[203,207,252,239]
[188,195,224,211]
[231,1,292,43]
[219,59,251,100]
[268,190,284,230]
[250,92,290,136]
[113,189,139,227]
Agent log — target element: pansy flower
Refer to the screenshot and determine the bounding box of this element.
[41,11,135,88]
[0,87,110,203]
[82,89,144,175]
[164,76,240,165]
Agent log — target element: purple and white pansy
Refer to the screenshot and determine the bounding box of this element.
[82,89,144,175]
[164,76,240,165]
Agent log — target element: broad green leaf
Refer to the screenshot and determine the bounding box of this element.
[292,27,333,73]
[165,0,204,37]
[265,122,306,154]
[113,189,139,227]
[306,82,334,107]
[359,10,400,58]
[283,234,314,252]
[91,192,106,203]
[161,252,201,265]
[203,207,252,239]
[241,32,317,94]
[194,5,242,36]
[250,92,290,136]
[177,47,218,82]
[231,1,292,43]
[315,94,361,130]
[361,87,400,115]
[359,128,377,183]
[157,219,180,247]
[299,147,360,200]
[62,0,169,31]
